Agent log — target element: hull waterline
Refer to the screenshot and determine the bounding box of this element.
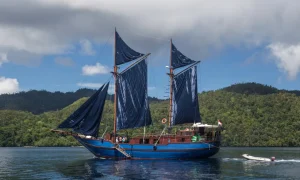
[75,137,220,160]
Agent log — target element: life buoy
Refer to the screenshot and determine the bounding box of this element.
[161,118,167,124]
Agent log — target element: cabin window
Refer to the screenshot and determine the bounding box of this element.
[181,138,185,142]
[139,139,149,144]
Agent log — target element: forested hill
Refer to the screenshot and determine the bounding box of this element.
[0,89,299,147]
[0,89,104,114]
[222,82,300,96]
[0,88,161,114]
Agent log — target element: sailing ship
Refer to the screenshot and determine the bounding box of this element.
[51,29,223,159]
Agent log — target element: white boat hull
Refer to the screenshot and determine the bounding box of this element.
[242,154,274,161]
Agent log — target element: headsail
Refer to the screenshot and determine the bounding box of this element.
[58,82,109,138]
[115,31,144,65]
[171,43,196,69]
[171,65,201,125]
[116,58,152,130]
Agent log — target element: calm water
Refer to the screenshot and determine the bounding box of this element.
[0,147,299,180]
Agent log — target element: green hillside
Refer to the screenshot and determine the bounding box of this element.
[0,89,161,114]
[222,82,300,96]
[0,89,299,147]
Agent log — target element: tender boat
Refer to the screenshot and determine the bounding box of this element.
[242,154,275,161]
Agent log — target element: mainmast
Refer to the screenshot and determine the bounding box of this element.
[168,39,173,127]
[113,28,117,143]
[166,41,201,126]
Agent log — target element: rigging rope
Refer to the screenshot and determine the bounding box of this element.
[154,126,167,146]
[96,31,114,59]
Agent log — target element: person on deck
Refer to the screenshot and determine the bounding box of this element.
[218,119,224,131]
[218,119,223,127]
[122,136,126,143]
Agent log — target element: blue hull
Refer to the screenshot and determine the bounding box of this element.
[75,137,220,159]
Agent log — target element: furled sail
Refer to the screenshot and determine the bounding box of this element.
[116,58,152,130]
[58,82,109,138]
[171,65,201,125]
[115,31,144,65]
[171,43,196,69]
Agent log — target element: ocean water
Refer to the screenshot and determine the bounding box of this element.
[0,147,299,179]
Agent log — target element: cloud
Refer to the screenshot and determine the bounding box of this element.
[0,76,19,94]
[77,82,114,93]
[0,52,8,66]
[1,0,300,69]
[54,57,74,66]
[0,27,71,55]
[82,62,110,76]
[268,43,300,80]
[6,49,42,66]
[79,39,95,55]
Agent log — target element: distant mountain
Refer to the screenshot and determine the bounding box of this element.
[1,86,300,147]
[0,88,161,114]
[222,82,300,96]
[0,82,299,114]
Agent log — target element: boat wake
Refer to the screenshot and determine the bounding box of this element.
[275,159,300,163]
[222,158,300,163]
[222,158,245,162]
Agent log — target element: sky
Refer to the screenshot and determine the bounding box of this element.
[1,0,300,98]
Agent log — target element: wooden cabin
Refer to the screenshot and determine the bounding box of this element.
[104,123,222,145]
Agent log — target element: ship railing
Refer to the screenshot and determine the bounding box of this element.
[121,133,178,137]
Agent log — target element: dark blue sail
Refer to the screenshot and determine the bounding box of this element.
[171,43,196,69]
[58,82,109,138]
[115,31,144,65]
[116,59,152,130]
[171,65,201,125]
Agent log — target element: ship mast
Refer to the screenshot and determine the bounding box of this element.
[113,28,117,143]
[168,39,173,127]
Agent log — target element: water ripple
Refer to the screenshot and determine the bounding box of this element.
[0,147,299,180]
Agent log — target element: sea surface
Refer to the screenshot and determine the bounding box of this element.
[0,147,299,179]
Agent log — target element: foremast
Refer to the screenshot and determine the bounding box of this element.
[168,40,201,127]
[112,28,152,142]
[168,39,173,127]
[113,28,117,143]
